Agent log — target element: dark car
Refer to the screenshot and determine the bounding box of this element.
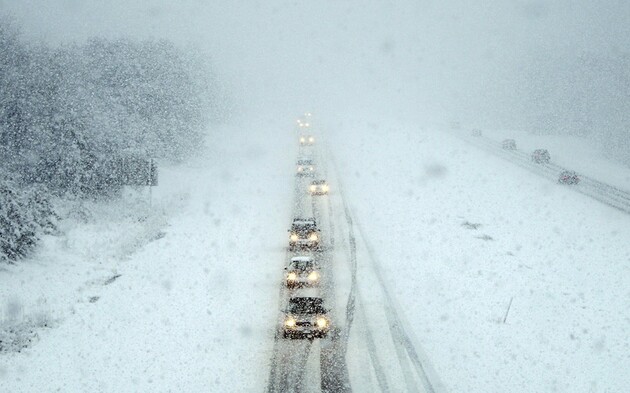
[531,149,551,164]
[502,139,516,150]
[284,257,320,288]
[282,297,330,339]
[558,170,580,184]
[288,218,320,250]
[471,129,482,137]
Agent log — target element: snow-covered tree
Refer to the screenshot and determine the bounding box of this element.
[0,15,221,262]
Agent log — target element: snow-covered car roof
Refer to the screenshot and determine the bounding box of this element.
[291,256,313,263]
[292,217,316,225]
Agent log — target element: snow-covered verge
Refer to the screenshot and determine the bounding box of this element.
[0,121,294,392]
[328,120,630,392]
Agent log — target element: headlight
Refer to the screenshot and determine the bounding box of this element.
[284,317,296,328]
[316,317,328,329]
[297,167,303,172]
[300,137,305,143]
[309,137,315,142]
[309,185,316,192]
[287,272,298,281]
[322,185,329,191]
[309,166,314,171]
[290,234,299,242]
[307,271,320,282]
[308,233,319,241]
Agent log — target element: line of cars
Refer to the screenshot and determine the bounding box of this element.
[279,116,333,340]
[472,130,580,184]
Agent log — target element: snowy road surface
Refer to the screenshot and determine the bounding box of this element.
[459,132,630,214]
[266,138,441,392]
[2,119,629,392]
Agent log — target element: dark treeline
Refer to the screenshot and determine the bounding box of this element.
[0,17,220,262]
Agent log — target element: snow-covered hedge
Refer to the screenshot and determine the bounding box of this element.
[0,178,57,262]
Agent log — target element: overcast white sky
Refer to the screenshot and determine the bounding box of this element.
[2,0,629,129]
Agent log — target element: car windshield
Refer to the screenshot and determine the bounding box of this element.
[287,298,326,314]
[290,260,314,270]
[297,160,312,165]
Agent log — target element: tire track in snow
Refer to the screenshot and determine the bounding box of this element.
[351,214,438,393]
[316,146,352,393]
[329,145,440,393]
[328,147,400,392]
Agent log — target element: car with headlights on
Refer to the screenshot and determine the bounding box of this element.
[502,139,516,150]
[296,159,315,177]
[309,179,329,195]
[283,297,330,339]
[288,218,320,250]
[299,135,315,146]
[296,113,313,129]
[558,170,580,184]
[531,149,551,164]
[285,257,321,288]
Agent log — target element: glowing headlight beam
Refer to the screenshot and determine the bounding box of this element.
[284,317,296,328]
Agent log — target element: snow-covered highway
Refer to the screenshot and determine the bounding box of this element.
[459,132,630,214]
[2,117,629,392]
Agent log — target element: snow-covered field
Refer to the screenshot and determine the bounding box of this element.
[329,120,630,392]
[2,117,629,392]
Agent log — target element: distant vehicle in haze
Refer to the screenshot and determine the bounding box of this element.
[299,135,315,146]
[531,149,551,164]
[309,179,329,195]
[282,297,330,339]
[288,217,320,250]
[471,129,482,137]
[558,170,580,184]
[502,139,516,150]
[296,112,313,130]
[284,257,320,288]
[296,159,315,176]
